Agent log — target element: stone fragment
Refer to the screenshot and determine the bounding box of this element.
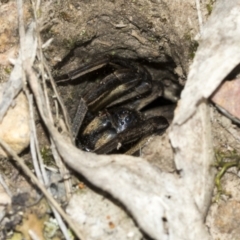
[211,79,240,122]
[0,89,30,157]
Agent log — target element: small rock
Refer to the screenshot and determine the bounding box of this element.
[0,89,30,157]
[213,200,240,236]
[211,79,240,122]
[66,189,143,240]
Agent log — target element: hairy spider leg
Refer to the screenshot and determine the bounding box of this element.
[94,116,169,154]
[83,67,152,112]
[113,80,163,111]
[57,55,138,82]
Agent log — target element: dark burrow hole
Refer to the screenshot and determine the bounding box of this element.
[56,54,182,155]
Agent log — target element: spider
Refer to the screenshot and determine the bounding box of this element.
[56,55,181,154]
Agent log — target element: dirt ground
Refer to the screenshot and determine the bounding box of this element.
[2,0,240,240]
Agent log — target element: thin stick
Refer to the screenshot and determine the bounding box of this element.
[30,0,72,201]
[43,59,73,139]
[0,175,12,197]
[24,65,80,240]
[17,0,76,238]
[27,92,72,240]
[195,0,203,34]
[28,94,44,183]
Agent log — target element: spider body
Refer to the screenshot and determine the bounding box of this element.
[57,55,180,154]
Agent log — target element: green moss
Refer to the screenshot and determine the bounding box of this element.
[206,0,216,15]
[40,146,54,166]
[184,33,191,41]
[36,8,42,18]
[189,40,199,59]
[4,66,12,74]
[148,36,157,43]
[213,149,240,202]
[184,33,199,59]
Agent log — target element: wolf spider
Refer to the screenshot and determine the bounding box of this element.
[57,55,181,154]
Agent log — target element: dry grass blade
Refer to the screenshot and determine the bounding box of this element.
[30,0,73,200]
[195,0,203,34]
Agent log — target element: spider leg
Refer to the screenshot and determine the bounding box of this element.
[56,55,112,82]
[71,98,88,140]
[143,104,176,123]
[112,80,164,111]
[162,79,183,102]
[83,66,152,112]
[94,116,169,154]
